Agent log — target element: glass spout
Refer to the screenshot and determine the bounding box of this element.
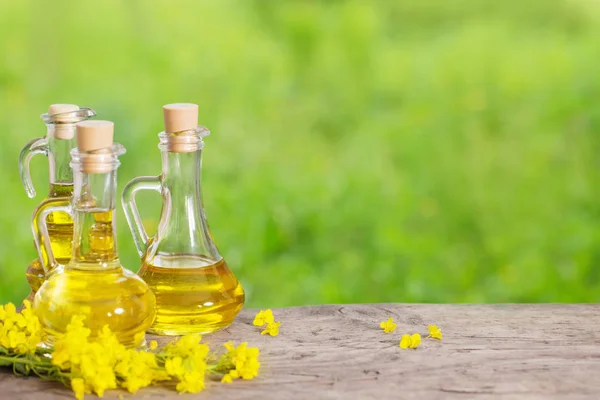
[19,107,96,198]
[40,107,96,125]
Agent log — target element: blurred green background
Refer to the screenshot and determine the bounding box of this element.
[1,0,600,306]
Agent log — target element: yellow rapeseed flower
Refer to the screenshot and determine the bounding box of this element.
[0,302,17,320]
[165,334,208,359]
[379,317,397,333]
[165,356,185,377]
[163,335,209,394]
[0,301,43,354]
[399,333,421,349]
[97,325,126,364]
[54,318,120,398]
[52,315,91,369]
[0,304,264,398]
[176,371,205,393]
[71,378,86,400]
[115,349,167,394]
[253,309,274,326]
[428,325,442,340]
[78,343,118,397]
[261,321,281,337]
[219,341,260,382]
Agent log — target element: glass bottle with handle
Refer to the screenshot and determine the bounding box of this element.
[33,120,156,347]
[19,104,96,302]
[122,103,244,335]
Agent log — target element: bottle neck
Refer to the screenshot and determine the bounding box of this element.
[162,149,202,194]
[71,168,119,266]
[47,124,76,186]
[155,149,219,258]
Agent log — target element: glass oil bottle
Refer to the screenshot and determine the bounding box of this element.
[19,104,96,302]
[33,120,156,347]
[122,103,244,335]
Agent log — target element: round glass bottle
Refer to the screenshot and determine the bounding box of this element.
[19,104,96,302]
[122,103,244,335]
[33,120,156,347]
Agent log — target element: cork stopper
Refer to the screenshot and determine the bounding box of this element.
[75,120,115,173]
[49,104,80,118]
[162,103,200,153]
[49,104,80,140]
[163,103,198,134]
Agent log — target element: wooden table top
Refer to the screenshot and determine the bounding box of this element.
[2,304,600,399]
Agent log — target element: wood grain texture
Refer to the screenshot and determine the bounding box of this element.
[1,304,600,399]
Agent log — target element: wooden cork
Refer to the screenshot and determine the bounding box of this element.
[75,120,115,173]
[49,104,80,140]
[163,103,199,153]
[48,104,80,118]
[163,103,198,133]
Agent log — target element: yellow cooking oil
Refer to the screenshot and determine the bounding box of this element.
[138,255,244,335]
[34,211,156,347]
[25,183,74,300]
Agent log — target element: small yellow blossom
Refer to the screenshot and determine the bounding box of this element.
[54,318,118,398]
[149,340,158,350]
[399,333,421,349]
[115,348,167,394]
[71,378,86,400]
[133,331,145,347]
[221,374,233,384]
[97,325,126,363]
[78,344,118,397]
[253,309,274,326]
[223,341,235,352]
[379,317,397,333]
[428,325,442,340]
[218,341,260,382]
[165,356,185,377]
[52,315,92,369]
[165,334,208,358]
[261,321,281,337]
[0,301,43,354]
[176,371,205,394]
[163,335,209,394]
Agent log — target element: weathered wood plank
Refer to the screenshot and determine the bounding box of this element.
[1,304,600,399]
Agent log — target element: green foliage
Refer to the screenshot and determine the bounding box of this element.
[1,1,599,306]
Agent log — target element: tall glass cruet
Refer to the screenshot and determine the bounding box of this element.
[122,103,244,335]
[19,104,96,301]
[33,120,156,347]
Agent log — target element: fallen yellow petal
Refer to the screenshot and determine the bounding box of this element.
[261,321,281,336]
[409,333,421,349]
[379,317,397,333]
[253,309,275,326]
[71,378,85,400]
[399,334,411,349]
[428,324,442,340]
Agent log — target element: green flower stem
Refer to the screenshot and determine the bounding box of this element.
[0,354,43,367]
[0,353,72,382]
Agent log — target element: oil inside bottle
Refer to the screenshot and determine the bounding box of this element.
[138,255,244,335]
[25,183,74,301]
[35,211,155,347]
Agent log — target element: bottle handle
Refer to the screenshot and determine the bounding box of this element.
[121,176,162,257]
[19,137,49,198]
[31,198,72,273]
